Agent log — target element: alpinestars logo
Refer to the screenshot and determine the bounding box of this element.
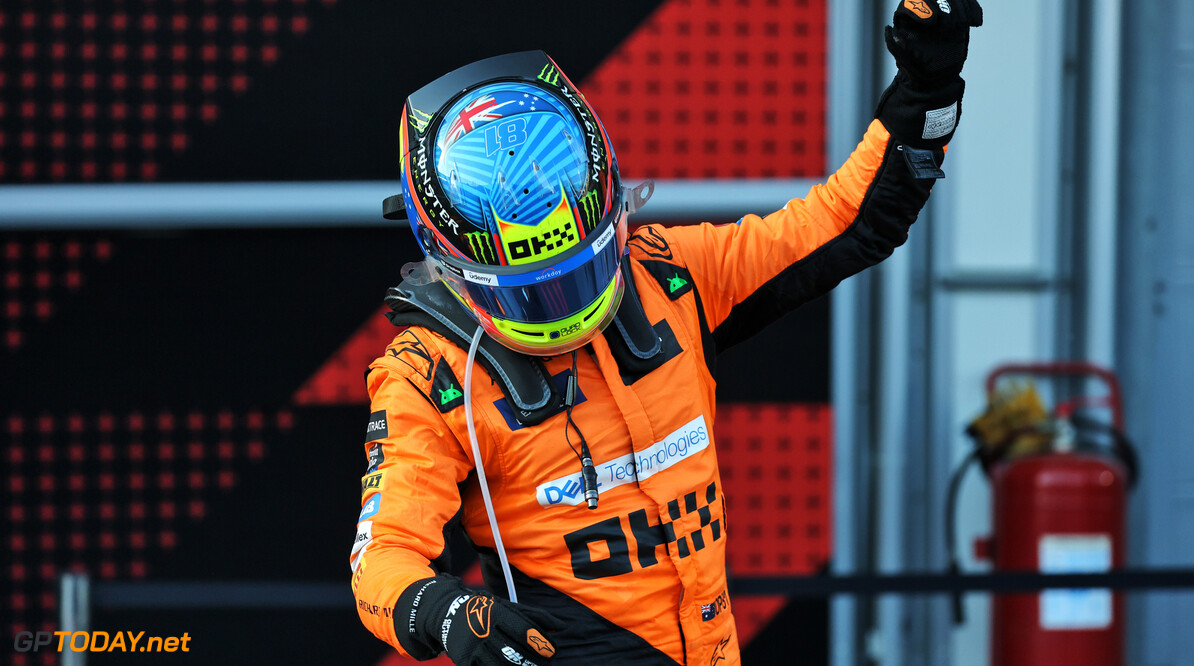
[526,630,555,658]
[709,635,731,665]
[466,597,493,638]
[904,0,933,18]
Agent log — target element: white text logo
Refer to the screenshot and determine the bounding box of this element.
[536,416,710,506]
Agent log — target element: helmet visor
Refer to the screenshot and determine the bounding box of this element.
[435,213,625,324]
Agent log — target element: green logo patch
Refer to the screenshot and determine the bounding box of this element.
[439,385,463,406]
[639,260,694,301]
[431,358,466,413]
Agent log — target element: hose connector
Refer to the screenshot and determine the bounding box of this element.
[581,455,599,510]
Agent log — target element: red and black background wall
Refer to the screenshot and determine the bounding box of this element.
[2,1,833,663]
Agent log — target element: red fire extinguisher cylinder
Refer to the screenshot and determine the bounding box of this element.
[990,453,1127,666]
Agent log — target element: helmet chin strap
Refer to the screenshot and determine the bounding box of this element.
[463,324,518,603]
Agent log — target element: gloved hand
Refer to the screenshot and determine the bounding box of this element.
[875,0,984,150]
[885,0,984,85]
[395,576,564,665]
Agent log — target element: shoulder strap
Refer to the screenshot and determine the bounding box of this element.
[609,255,663,359]
[384,280,562,427]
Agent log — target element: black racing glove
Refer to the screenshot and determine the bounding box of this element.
[886,0,983,85]
[875,0,984,150]
[394,576,564,665]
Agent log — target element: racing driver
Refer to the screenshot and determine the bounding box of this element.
[351,1,982,663]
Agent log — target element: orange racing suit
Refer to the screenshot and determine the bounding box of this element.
[351,120,941,664]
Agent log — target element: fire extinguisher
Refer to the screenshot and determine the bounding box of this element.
[948,362,1139,666]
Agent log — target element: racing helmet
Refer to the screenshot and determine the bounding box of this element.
[383,51,649,356]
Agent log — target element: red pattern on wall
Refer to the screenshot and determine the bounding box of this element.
[0,0,336,183]
[718,403,833,576]
[3,408,292,666]
[3,237,112,351]
[581,0,827,179]
[294,305,393,405]
[716,402,833,647]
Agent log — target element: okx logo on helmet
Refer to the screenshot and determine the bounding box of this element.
[384,51,651,356]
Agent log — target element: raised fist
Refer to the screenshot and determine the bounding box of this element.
[885,0,984,84]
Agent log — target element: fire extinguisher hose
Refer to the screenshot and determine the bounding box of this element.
[1069,414,1141,488]
[945,448,983,625]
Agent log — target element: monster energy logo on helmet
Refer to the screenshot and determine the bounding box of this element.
[409,107,432,134]
[464,231,498,264]
[578,190,601,232]
[537,64,561,86]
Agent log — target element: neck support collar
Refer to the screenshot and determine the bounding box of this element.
[384,255,663,427]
